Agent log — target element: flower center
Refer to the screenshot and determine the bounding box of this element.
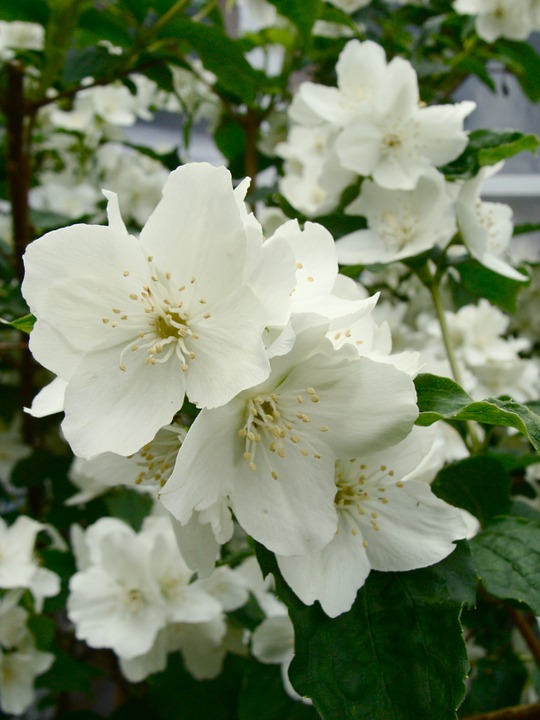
[334,459,402,535]
[102,264,213,374]
[132,424,187,489]
[238,388,324,480]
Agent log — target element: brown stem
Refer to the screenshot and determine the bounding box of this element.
[506,607,540,668]
[462,701,540,720]
[4,61,33,282]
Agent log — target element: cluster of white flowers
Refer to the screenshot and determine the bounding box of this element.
[0,592,54,715]
[419,299,540,402]
[277,40,527,284]
[454,0,540,42]
[21,161,468,620]
[0,517,60,715]
[68,514,249,682]
[277,39,474,215]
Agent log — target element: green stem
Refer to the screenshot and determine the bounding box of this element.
[429,281,463,387]
[428,279,482,454]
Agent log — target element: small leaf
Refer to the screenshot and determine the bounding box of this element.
[266,0,321,47]
[470,516,540,613]
[432,456,511,526]
[441,129,540,180]
[0,313,36,334]
[414,374,540,450]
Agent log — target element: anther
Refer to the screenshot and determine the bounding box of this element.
[129,294,138,301]
[102,318,110,324]
[123,270,130,277]
[271,471,278,480]
[119,363,127,372]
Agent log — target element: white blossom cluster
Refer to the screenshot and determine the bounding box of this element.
[21,161,469,626]
[277,40,527,284]
[0,516,60,715]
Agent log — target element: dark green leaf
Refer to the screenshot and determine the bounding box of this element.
[494,39,540,102]
[470,516,540,613]
[0,0,49,23]
[267,0,321,46]
[62,45,120,87]
[257,546,469,720]
[414,374,540,450]
[38,648,101,693]
[160,20,262,105]
[239,661,319,720]
[432,456,511,526]
[454,259,528,313]
[27,614,56,650]
[104,487,153,531]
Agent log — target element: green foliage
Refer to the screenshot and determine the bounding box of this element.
[0,312,35,333]
[414,374,540,450]
[470,516,540,613]
[266,0,322,47]
[494,39,540,102]
[432,456,512,526]
[441,129,540,181]
[256,545,472,720]
[453,259,528,313]
[163,20,263,105]
[104,487,154,532]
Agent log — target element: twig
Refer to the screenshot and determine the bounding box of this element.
[462,700,540,720]
[506,607,540,668]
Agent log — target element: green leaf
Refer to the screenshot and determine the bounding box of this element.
[161,20,262,105]
[454,259,528,313]
[104,487,153,531]
[494,39,540,102]
[0,0,49,23]
[266,0,321,46]
[432,456,511,526]
[257,546,469,720]
[441,129,540,181]
[27,614,56,650]
[239,661,319,720]
[414,374,540,450]
[62,45,120,87]
[0,313,36,334]
[38,648,101,693]
[470,516,540,613]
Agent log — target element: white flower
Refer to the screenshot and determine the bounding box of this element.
[293,40,400,128]
[0,21,44,59]
[453,0,534,41]
[456,163,528,281]
[68,520,167,658]
[276,427,468,617]
[68,516,223,661]
[336,170,456,264]
[0,593,54,716]
[0,516,60,611]
[336,92,475,190]
[160,320,418,557]
[23,163,273,458]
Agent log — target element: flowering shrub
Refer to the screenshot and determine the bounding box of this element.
[1,1,540,719]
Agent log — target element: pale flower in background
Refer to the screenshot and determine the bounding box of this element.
[456,163,528,281]
[0,516,60,611]
[337,170,456,265]
[453,0,536,41]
